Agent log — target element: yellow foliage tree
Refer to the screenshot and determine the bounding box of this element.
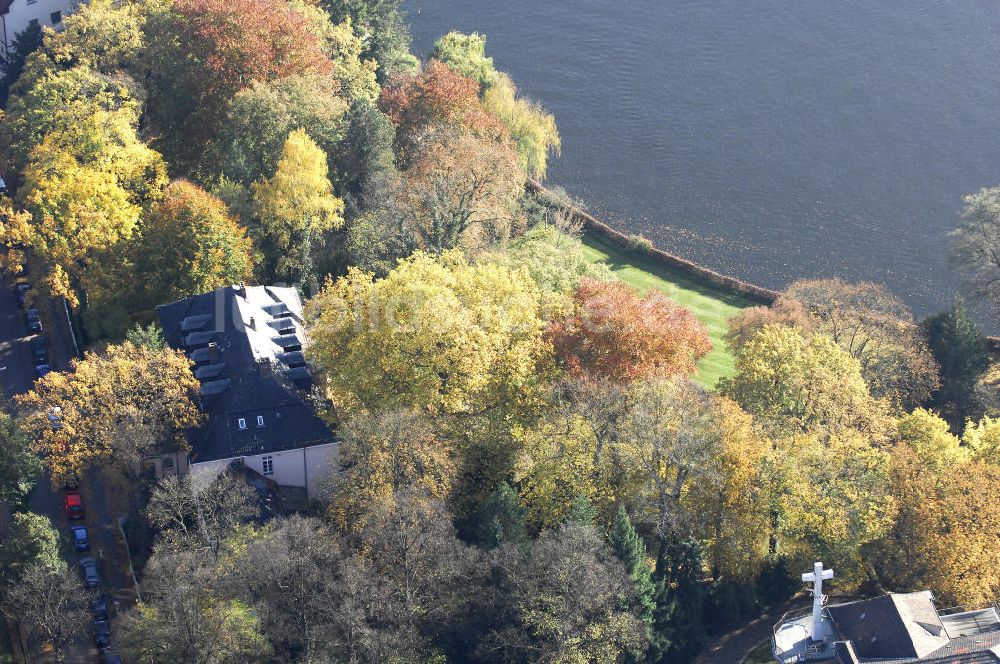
[513,413,598,532]
[877,446,1000,606]
[252,128,343,286]
[7,96,167,306]
[895,408,966,470]
[776,431,897,587]
[719,325,890,439]
[962,415,1000,464]
[328,410,455,534]
[482,73,561,180]
[306,249,552,419]
[685,398,772,580]
[15,342,203,482]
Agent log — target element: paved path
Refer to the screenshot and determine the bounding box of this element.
[695,596,808,664]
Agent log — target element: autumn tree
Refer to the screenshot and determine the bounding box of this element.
[0,413,40,506]
[504,223,613,296]
[327,409,455,533]
[142,0,333,166]
[685,398,772,580]
[252,129,344,287]
[399,125,524,255]
[778,279,939,410]
[962,415,1000,463]
[613,379,726,575]
[432,32,561,179]
[288,5,378,104]
[15,342,203,482]
[775,431,896,587]
[227,516,346,662]
[548,277,711,382]
[214,74,348,187]
[321,0,415,80]
[719,325,888,438]
[351,491,476,660]
[951,185,1000,318]
[306,250,551,418]
[1,562,89,662]
[6,94,167,307]
[476,524,647,662]
[118,547,270,664]
[146,472,259,559]
[513,413,598,531]
[876,447,1000,606]
[379,60,507,156]
[895,408,966,470]
[133,180,254,311]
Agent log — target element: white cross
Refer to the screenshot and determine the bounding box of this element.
[802,562,834,642]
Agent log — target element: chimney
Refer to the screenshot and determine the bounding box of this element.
[260,358,272,376]
[249,316,256,330]
[236,282,247,299]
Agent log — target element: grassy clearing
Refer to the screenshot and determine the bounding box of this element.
[580,235,756,388]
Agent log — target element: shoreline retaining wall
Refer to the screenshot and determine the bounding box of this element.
[528,180,1000,349]
[527,180,779,305]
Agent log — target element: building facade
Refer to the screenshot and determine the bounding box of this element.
[0,0,75,56]
[156,284,337,500]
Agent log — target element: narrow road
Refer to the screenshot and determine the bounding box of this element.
[0,277,132,662]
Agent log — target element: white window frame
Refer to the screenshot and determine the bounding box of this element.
[257,415,265,427]
[261,455,274,475]
[237,418,247,430]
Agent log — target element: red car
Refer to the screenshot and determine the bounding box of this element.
[64,492,85,520]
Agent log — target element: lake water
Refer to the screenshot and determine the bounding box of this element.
[404,0,1000,323]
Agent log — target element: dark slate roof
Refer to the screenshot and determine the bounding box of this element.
[157,285,333,463]
[827,593,950,661]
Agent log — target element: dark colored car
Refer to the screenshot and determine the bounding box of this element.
[30,336,48,364]
[16,281,30,306]
[79,557,99,588]
[24,308,42,333]
[91,595,109,622]
[64,492,84,520]
[30,336,49,377]
[99,648,122,664]
[70,525,89,552]
[93,619,111,649]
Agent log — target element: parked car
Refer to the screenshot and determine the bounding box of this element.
[99,648,122,664]
[64,492,84,520]
[24,308,42,333]
[93,619,111,649]
[30,336,48,365]
[62,473,79,491]
[79,557,99,588]
[91,595,109,621]
[70,525,90,552]
[30,336,49,377]
[16,281,30,306]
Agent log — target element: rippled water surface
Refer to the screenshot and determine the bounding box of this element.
[405,0,1000,322]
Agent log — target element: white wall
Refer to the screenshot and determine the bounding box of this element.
[1,0,77,54]
[189,442,338,501]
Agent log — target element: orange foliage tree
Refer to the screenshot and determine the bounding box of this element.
[379,60,508,157]
[146,0,334,156]
[548,278,711,382]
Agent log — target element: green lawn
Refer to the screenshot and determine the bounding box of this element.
[580,235,756,388]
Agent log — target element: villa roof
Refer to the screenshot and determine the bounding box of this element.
[157,284,333,463]
[827,592,950,660]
